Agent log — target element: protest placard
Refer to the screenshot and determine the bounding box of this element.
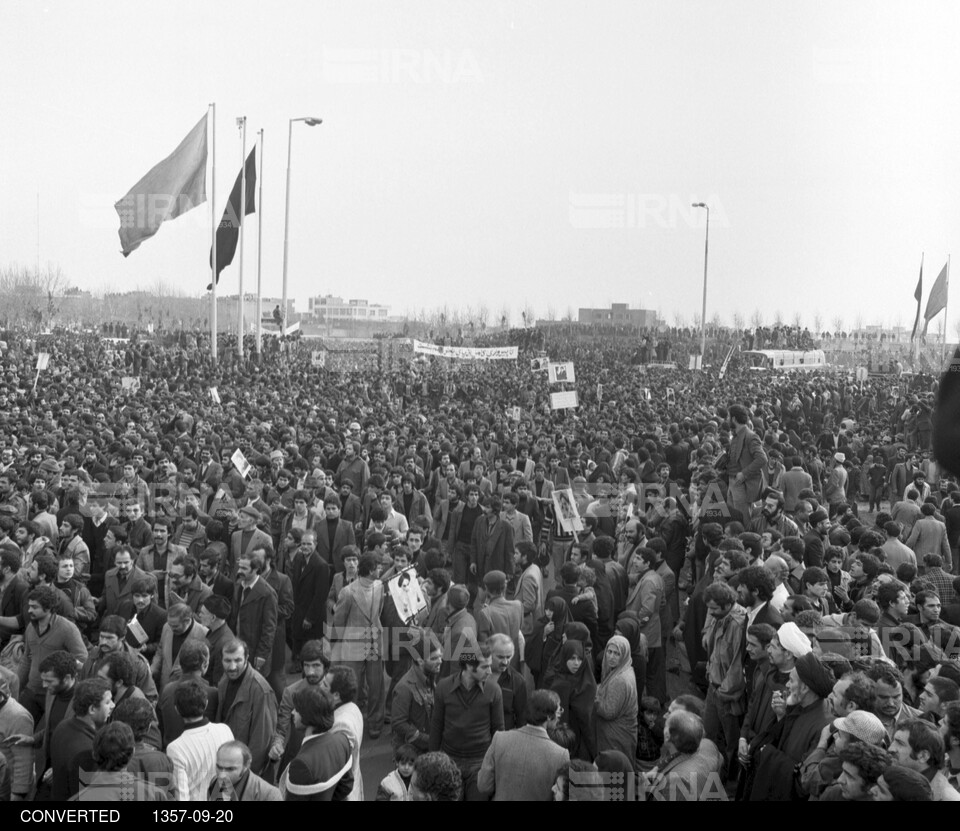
[547,362,576,384]
[550,391,579,410]
[231,448,252,479]
[209,387,221,404]
[311,350,326,368]
[388,567,427,625]
[552,488,584,533]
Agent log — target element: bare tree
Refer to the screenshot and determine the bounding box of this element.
[563,306,575,322]
[477,304,490,328]
[710,312,723,329]
[750,308,764,329]
[523,302,536,327]
[545,305,557,321]
[773,310,784,327]
[813,311,823,335]
[732,311,745,331]
[673,311,686,328]
[498,304,511,329]
[832,315,844,333]
[793,312,803,328]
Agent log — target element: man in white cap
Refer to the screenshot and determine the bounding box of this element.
[801,690,886,799]
[738,621,811,775]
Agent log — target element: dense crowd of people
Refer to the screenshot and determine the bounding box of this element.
[0,323,957,803]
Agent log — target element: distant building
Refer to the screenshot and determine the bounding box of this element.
[307,295,391,322]
[577,303,659,328]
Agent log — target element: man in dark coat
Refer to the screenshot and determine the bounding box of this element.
[229,552,278,676]
[470,496,514,609]
[289,531,331,665]
[744,651,834,801]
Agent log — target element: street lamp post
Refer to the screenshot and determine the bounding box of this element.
[281,116,322,338]
[692,202,710,367]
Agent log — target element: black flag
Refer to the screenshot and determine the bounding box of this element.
[209,147,256,284]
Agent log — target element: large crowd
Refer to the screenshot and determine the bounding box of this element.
[0,324,958,803]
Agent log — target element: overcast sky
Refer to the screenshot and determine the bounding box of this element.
[3,1,959,331]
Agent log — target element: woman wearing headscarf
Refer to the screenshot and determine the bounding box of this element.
[614,612,649,701]
[594,635,638,761]
[547,639,597,761]
[541,622,595,689]
[525,596,572,688]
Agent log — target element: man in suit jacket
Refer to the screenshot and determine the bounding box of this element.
[314,498,356,574]
[199,547,234,600]
[230,551,278,675]
[229,506,274,579]
[288,531,331,664]
[648,710,726,801]
[152,603,210,689]
[470,496,515,598]
[98,547,149,618]
[726,404,768,523]
[626,548,666,702]
[477,690,569,801]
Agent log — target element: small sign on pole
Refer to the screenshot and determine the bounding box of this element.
[36,353,51,371]
[209,387,221,404]
[121,377,141,393]
[506,406,521,421]
[311,351,326,368]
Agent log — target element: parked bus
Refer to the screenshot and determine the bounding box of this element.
[742,349,827,372]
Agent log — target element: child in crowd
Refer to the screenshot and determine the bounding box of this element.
[376,743,418,801]
[636,696,664,769]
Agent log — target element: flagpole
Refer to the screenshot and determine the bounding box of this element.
[237,116,247,360]
[943,255,951,369]
[255,128,264,359]
[209,103,218,362]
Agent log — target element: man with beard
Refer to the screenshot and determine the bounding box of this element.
[99,545,148,618]
[702,581,747,777]
[80,614,158,704]
[742,649,834,800]
[269,639,329,771]
[216,638,277,774]
[336,479,363,534]
[737,566,784,682]
[336,442,369,495]
[392,631,442,752]
[751,491,799,538]
[17,586,87,720]
[890,719,960,800]
[165,555,213,615]
[866,663,923,743]
[800,677,883,798]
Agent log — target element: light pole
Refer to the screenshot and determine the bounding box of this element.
[281,116,322,337]
[692,202,710,367]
